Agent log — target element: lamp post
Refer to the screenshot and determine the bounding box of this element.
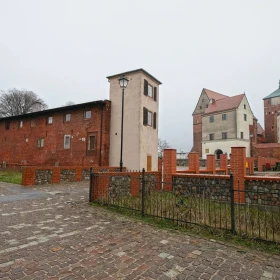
[118,75,129,172]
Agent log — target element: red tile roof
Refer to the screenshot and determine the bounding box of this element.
[204,94,245,115]
[257,123,264,135]
[204,88,228,100]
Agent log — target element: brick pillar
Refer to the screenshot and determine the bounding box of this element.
[220,153,228,175]
[246,157,254,175]
[206,154,216,174]
[188,152,199,174]
[76,167,82,181]
[52,167,60,184]
[22,167,35,186]
[163,149,177,191]
[92,173,109,201]
[230,147,246,203]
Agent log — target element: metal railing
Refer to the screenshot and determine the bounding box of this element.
[90,169,280,243]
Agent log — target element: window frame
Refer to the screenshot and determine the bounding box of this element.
[37,138,44,148]
[64,135,71,149]
[147,110,153,126]
[148,84,153,98]
[209,116,214,123]
[222,114,227,121]
[240,132,244,139]
[19,120,23,128]
[222,132,227,139]
[65,114,71,122]
[47,116,53,125]
[209,133,214,140]
[244,114,247,121]
[84,110,91,119]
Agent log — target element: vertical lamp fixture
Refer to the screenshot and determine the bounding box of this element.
[118,75,129,172]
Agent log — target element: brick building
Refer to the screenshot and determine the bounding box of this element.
[0,68,161,171]
[263,81,280,143]
[0,100,111,168]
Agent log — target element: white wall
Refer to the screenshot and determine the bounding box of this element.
[109,70,159,171]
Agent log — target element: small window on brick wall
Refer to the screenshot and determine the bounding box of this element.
[65,114,71,122]
[19,120,23,128]
[47,117,53,124]
[84,110,91,119]
[64,135,71,149]
[37,138,44,148]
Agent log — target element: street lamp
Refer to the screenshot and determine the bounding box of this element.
[118,75,129,172]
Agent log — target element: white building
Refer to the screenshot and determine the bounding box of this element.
[107,69,161,171]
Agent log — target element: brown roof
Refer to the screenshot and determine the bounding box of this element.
[203,88,228,101]
[257,123,264,135]
[204,94,245,115]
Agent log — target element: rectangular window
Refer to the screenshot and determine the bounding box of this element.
[37,138,44,148]
[85,110,91,119]
[205,148,209,153]
[64,135,71,149]
[65,114,71,122]
[209,133,214,140]
[147,111,152,126]
[209,116,214,123]
[5,121,10,130]
[148,85,153,97]
[47,117,53,124]
[241,132,244,139]
[222,132,227,139]
[88,135,96,151]
[244,114,247,121]
[19,120,23,128]
[244,104,246,109]
[222,114,227,121]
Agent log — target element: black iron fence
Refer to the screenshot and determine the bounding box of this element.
[90,169,280,243]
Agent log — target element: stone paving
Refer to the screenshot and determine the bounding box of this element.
[0,182,280,280]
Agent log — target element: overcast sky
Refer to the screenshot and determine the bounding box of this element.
[1,0,280,152]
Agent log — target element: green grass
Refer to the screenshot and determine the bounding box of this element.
[93,190,280,254]
[0,171,22,184]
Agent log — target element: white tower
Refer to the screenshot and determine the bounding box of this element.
[107,69,161,171]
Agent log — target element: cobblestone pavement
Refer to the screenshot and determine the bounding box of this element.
[1,182,280,280]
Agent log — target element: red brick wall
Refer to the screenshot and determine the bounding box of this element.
[192,114,202,156]
[163,149,176,190]
[263,99,280,143]
[0,101,111,168]
[219,153,228,174]
[91,171,162,201]
[206,154,216,174]
[253,145,280,160]
[188,152,199,174]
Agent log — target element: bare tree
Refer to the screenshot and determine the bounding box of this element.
[0,89,47,117]
[158,138,171,158]
[64,101,75,106]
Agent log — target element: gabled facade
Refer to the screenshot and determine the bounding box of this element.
[201,94,254,159]
[192,88,228,156]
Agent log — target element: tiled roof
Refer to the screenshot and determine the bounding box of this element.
[263,84,280,100]
[254,143,280,148]
[257,123,264,135]
[203,88,228,101]
[204,94,245,115]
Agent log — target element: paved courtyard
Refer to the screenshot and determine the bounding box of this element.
[1,182,280,280]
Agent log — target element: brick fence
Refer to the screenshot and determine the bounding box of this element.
[22,166,124,186]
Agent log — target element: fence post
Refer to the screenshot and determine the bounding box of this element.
[230,173,236,234]
[141,168,145,217]
[89,167,93,202]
